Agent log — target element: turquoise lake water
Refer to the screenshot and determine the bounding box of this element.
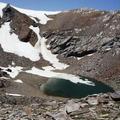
[40,76,114,98]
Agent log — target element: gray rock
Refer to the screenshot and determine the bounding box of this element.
[53,112,68,120]
[65,100,80,113]
[44,100,57,106]
[87,97,98,105]
[47,112,72,120]
[115,117,120,120]
[110,91,120,101]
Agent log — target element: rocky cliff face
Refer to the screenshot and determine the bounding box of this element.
[1,4,38,45]
[39,9,120,83]
[41,9,120,57]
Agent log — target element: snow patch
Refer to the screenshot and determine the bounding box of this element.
[0,23,40,61]
[25,67,95,86]
[74,28,82,33]
[87,53,94,57]
[12,5,60,24]
[0,77,9,79]
[0,65,23,78]
[12,61,15,66]
[30,16,39,23]
[0,3,67,69]
[6,93,24,97]
[7,66,23,78]
[30,25,69,70]
[0,2,60,24]
[42,66,55,71]
[77,57,84,60]
[40,37,69,70]
[14,79,23,83]
[105,48,111,51]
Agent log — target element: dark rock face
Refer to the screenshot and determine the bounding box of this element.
[39,9,120,83]
[110,91,120,101]
[41,10,120,57]
[1,4,38,45]
[0,69,9,78]
[2,4,14,22]
[0,79,11,88]
[18,26,32,42]
[47,34,120,58]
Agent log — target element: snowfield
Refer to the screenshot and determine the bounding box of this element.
[0,2,60,24]
[0,2,95,86]
[0,23,40,61]
[30,25,69,70]
[26,67,95,86]
[40,37,69,70]
[0,65,23,78]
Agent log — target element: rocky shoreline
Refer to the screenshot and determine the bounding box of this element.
[0,93,120,120]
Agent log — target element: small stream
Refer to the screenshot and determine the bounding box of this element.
[40,76,114,98]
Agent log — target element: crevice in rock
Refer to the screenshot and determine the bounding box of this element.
[66,49,97,57]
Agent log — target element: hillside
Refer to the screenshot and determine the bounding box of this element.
[0,2,120,120]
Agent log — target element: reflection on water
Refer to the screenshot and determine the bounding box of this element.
[40,76,114,98]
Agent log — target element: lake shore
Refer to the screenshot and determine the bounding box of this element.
[0,93,120,120]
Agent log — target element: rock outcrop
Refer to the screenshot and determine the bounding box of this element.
[0,79,10,88]
[1,4,38,45]
[41,9,120,57]
[40,9,120,83]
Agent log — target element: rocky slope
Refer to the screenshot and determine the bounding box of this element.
[0,2,120,120]
[0,3,120,86]
[0,93,120,120]
[40,9,120,83]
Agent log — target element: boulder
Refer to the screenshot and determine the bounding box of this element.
[18,25,31,42]
[110,91,120,101]
[87,97,98,105]
[65,100,80,113]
